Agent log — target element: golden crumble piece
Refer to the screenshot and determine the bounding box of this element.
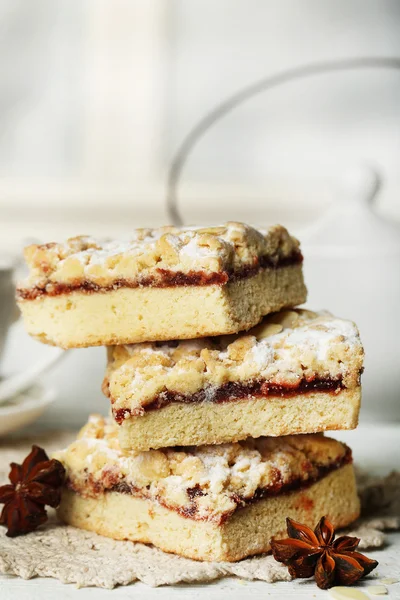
[227,336,255,361]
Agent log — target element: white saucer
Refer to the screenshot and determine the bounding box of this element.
[0,320,65,404]
[0,384,56,436]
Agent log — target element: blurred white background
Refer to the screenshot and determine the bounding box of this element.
[1,0,400,250]
[1,0,400,427]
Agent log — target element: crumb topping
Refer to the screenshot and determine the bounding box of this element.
[18,223,300,292]
[104,309,364,415]
[54,415,350,523]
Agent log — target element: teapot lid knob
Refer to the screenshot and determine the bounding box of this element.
[301,163,400,254]
[338,164,382,207]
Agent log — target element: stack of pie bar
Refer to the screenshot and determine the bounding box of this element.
[17,222,363,562]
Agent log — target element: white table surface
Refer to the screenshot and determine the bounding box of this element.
[1,423,400,600]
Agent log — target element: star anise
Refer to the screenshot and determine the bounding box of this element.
[0,445,65,537]
[271,516,378,590]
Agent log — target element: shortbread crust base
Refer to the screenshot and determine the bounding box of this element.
[58,464,360,562]
[18,265,306,348]
[117,388,361,451]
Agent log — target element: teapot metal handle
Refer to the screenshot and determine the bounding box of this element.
[166,57,400,226]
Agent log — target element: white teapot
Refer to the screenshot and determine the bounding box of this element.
[301,166,400,421]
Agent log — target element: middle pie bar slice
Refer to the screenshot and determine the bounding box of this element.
[103,308,364,451]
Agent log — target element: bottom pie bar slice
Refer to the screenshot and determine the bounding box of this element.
[54,415,360,562]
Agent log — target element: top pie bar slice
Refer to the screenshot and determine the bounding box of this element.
[16,222,306,348]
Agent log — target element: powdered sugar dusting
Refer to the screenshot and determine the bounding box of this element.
[251,344,274,368]
[179,236,211,259]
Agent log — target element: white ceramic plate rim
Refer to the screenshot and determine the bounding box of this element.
[0,386,56,416]
[0,349,65,404]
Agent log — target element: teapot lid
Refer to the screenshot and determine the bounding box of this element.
[300,166,400,257]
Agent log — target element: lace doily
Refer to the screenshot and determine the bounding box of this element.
[0,432,399,589]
